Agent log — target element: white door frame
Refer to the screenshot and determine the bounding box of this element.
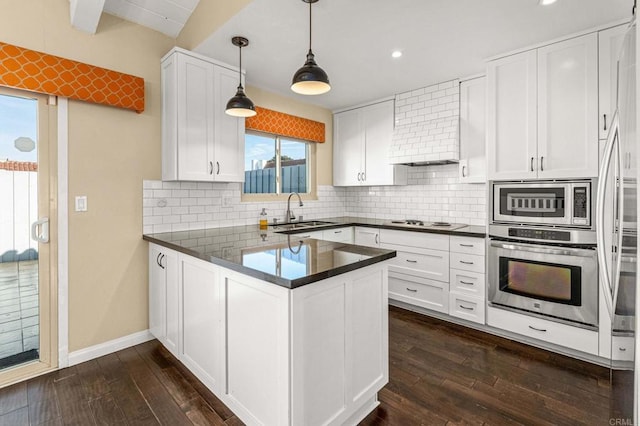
[57,98,69,368]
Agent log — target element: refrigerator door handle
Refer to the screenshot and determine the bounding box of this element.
[596,110,619,319]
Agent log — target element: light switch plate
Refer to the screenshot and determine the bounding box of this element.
[75,196,87,212]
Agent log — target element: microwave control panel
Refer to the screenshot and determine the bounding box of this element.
[573,186,588,225]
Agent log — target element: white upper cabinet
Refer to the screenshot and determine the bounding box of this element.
[333,108,364,186]
[333,99,407,186]
[487,50,538,180]
[488,33,599,180]
[598,24,627,140]
[537,33,598,179]
[459,77,487,183]
[162,48,245,182]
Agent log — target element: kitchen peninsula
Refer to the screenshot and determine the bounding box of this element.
[143,225,395,426]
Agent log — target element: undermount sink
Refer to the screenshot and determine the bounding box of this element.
[272,220,336,230]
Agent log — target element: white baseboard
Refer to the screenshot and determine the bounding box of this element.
[68,329,154,367]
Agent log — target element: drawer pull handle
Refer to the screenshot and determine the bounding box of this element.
[619,347,627,352]
[528,325,547,332]
[459,305,474,311]
[406,288,418,292]
[334,231,342,234]
[299,235,311,238]
[460,261,474,265]
[459,280,474,285]
[405,259,418,263]
[460,244,474,247]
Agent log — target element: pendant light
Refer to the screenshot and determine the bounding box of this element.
[226,36,257,117]
[291,0,331,95]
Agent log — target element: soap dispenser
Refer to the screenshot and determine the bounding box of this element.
[259,208,268,230]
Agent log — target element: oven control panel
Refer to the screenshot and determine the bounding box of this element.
[508,228,571,242]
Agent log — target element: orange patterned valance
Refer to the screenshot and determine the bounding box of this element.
[0,42,144,113]
[246,106,325,143]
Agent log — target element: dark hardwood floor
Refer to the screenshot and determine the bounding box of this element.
[0,306,612,425]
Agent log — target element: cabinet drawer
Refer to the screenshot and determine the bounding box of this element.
[450,236,485,255]
[450,252,484,273]
[450,269,485,298]
[388,272,449,314]
[291,230,324,240]
[487,306,598,355]
[449,293,485,324]
[612,336,635,362]
[387,249,449,282]
[380,229,449,251]
[322,227,353,243]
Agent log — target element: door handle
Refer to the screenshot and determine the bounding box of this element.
[604,113,607,131]
[459,305,474,311]
[459,280,474,285]
[405,288,417,293]
[460,244,474,248]
[159,254,165,269]
[209,161,213,175]
[156,253,162,267]
[405,259,418,263]
[528,325,547,332]
[216,161,220,175]
[530,157,535,172]
[460,260,474,265]
[540,156,544,172]
[375,234,379,244]
[462,165,467,177]
[357,172,361,181]
[31,218,49,243]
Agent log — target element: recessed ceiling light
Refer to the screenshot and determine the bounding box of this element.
[538,0,557,5]
[391,50,402,58]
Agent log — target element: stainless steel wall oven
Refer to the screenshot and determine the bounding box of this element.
[488,179,598,329]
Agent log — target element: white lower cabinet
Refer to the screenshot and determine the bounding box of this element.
[148,244,180,357]
[487,306,599,355]
[448,236,486,325]
[148,244,388,426]
[354,227,380,247]
[388,271,449,313]
[449,293,485,324]
[181,254,224,394]
[322,227,354,243]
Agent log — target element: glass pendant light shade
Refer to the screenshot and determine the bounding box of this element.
[291,50,330,95]
[225,36,257,117]
[291,0,330,95]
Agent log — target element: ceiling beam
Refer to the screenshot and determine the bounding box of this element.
[70,0,106,34]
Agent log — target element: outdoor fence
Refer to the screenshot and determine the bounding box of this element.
[244,164,307,194]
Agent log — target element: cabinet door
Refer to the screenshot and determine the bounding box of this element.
[487,51,537,180]
[333,109,364,186]
[163,249,180,357]
[161,55,178,181]
[363,100,395,185]
[213,65,245,182]
[149,245,166,341]
[354,227,379,247]
[598,25,627,140]
[459,77,487,183]
[177,53,215,181]
[181,255,223,393]
[537,33,598,179]
[321,227,354,243]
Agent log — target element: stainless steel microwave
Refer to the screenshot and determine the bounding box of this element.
[491,179,595,228]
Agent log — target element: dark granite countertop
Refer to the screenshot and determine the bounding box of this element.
[273,216,486,238]
[143,225,396,289]
[143,217,486,289]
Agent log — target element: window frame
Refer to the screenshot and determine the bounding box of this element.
[241,129,317,202]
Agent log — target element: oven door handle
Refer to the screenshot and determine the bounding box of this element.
[489,240,596,257]
[596,110,619,319]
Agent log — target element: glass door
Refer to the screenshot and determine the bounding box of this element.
[0,87,57,383]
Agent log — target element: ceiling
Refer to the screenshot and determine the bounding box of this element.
[102,0,200,38]
[194,0,632,111]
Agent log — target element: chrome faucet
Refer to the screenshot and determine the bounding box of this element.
[285,192,304,224]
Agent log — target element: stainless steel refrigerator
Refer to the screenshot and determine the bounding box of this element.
[596,16,639,425]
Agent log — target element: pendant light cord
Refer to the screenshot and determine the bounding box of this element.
[238,43,243,89]
[308,0,312,51]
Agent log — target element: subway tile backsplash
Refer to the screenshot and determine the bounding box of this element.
[143,164,486,234]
